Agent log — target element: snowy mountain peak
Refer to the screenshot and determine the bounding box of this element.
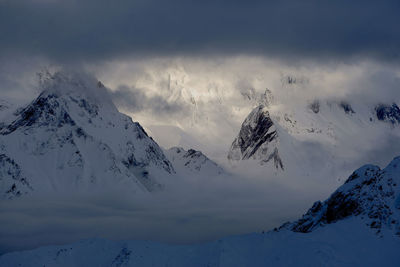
[228,105,283,169]
[0,71,175,198]
[165,147,224,176]
[282,156,400,236]
[37,70,115,109]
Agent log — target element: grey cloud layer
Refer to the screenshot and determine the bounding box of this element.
[1,0,400,63]
[110,85,188,116]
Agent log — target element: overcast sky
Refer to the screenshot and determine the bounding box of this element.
[1,0,400,64]
[0,0,399,158]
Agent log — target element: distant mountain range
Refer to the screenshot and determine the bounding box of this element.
[228,97,400,171]
[0,71,224,199]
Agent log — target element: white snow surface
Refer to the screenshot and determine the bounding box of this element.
[2,156,400,266]
[165,147,224,177]
[1,220,399,267]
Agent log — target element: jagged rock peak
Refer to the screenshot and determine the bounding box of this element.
[228,105,283,170]
[279,156,400,236]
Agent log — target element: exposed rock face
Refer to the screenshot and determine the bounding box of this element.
[0,71,175,198]
[339,101,355,114]
[308,100,320,114]
[228,105,283,170]
[281,157,400,236]
[166,147,223,176]
[375,103,400,124]
[0,154,32,198]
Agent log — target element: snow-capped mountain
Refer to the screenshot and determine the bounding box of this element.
[228,94,400,174]
[228,105,283,170]
[2,156,399,266]
[281,156,400,236]
[165,147,224,176]
[0,71,175,199]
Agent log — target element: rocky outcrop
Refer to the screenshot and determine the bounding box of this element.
[228,105,283,170]
[280,157,400,236]
[375,103,400,124]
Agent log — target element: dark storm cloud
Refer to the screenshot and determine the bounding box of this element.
[1,0,400,63]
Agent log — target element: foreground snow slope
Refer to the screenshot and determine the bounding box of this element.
[1,219,399,267]
[2,156,399,266]
[0,71,175,198]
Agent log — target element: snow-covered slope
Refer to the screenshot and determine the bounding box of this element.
[0,71,175,199]
[2,156,400,266]
[1,224,399,267]
[165,147,224,177]
[0,100,16,128]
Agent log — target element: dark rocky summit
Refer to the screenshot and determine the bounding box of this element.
[228,105,283,170]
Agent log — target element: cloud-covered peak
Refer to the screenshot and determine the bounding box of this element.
[37,70,115,109]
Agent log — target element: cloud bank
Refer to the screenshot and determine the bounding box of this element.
[0,171,324,254]
[1,0,400,63]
